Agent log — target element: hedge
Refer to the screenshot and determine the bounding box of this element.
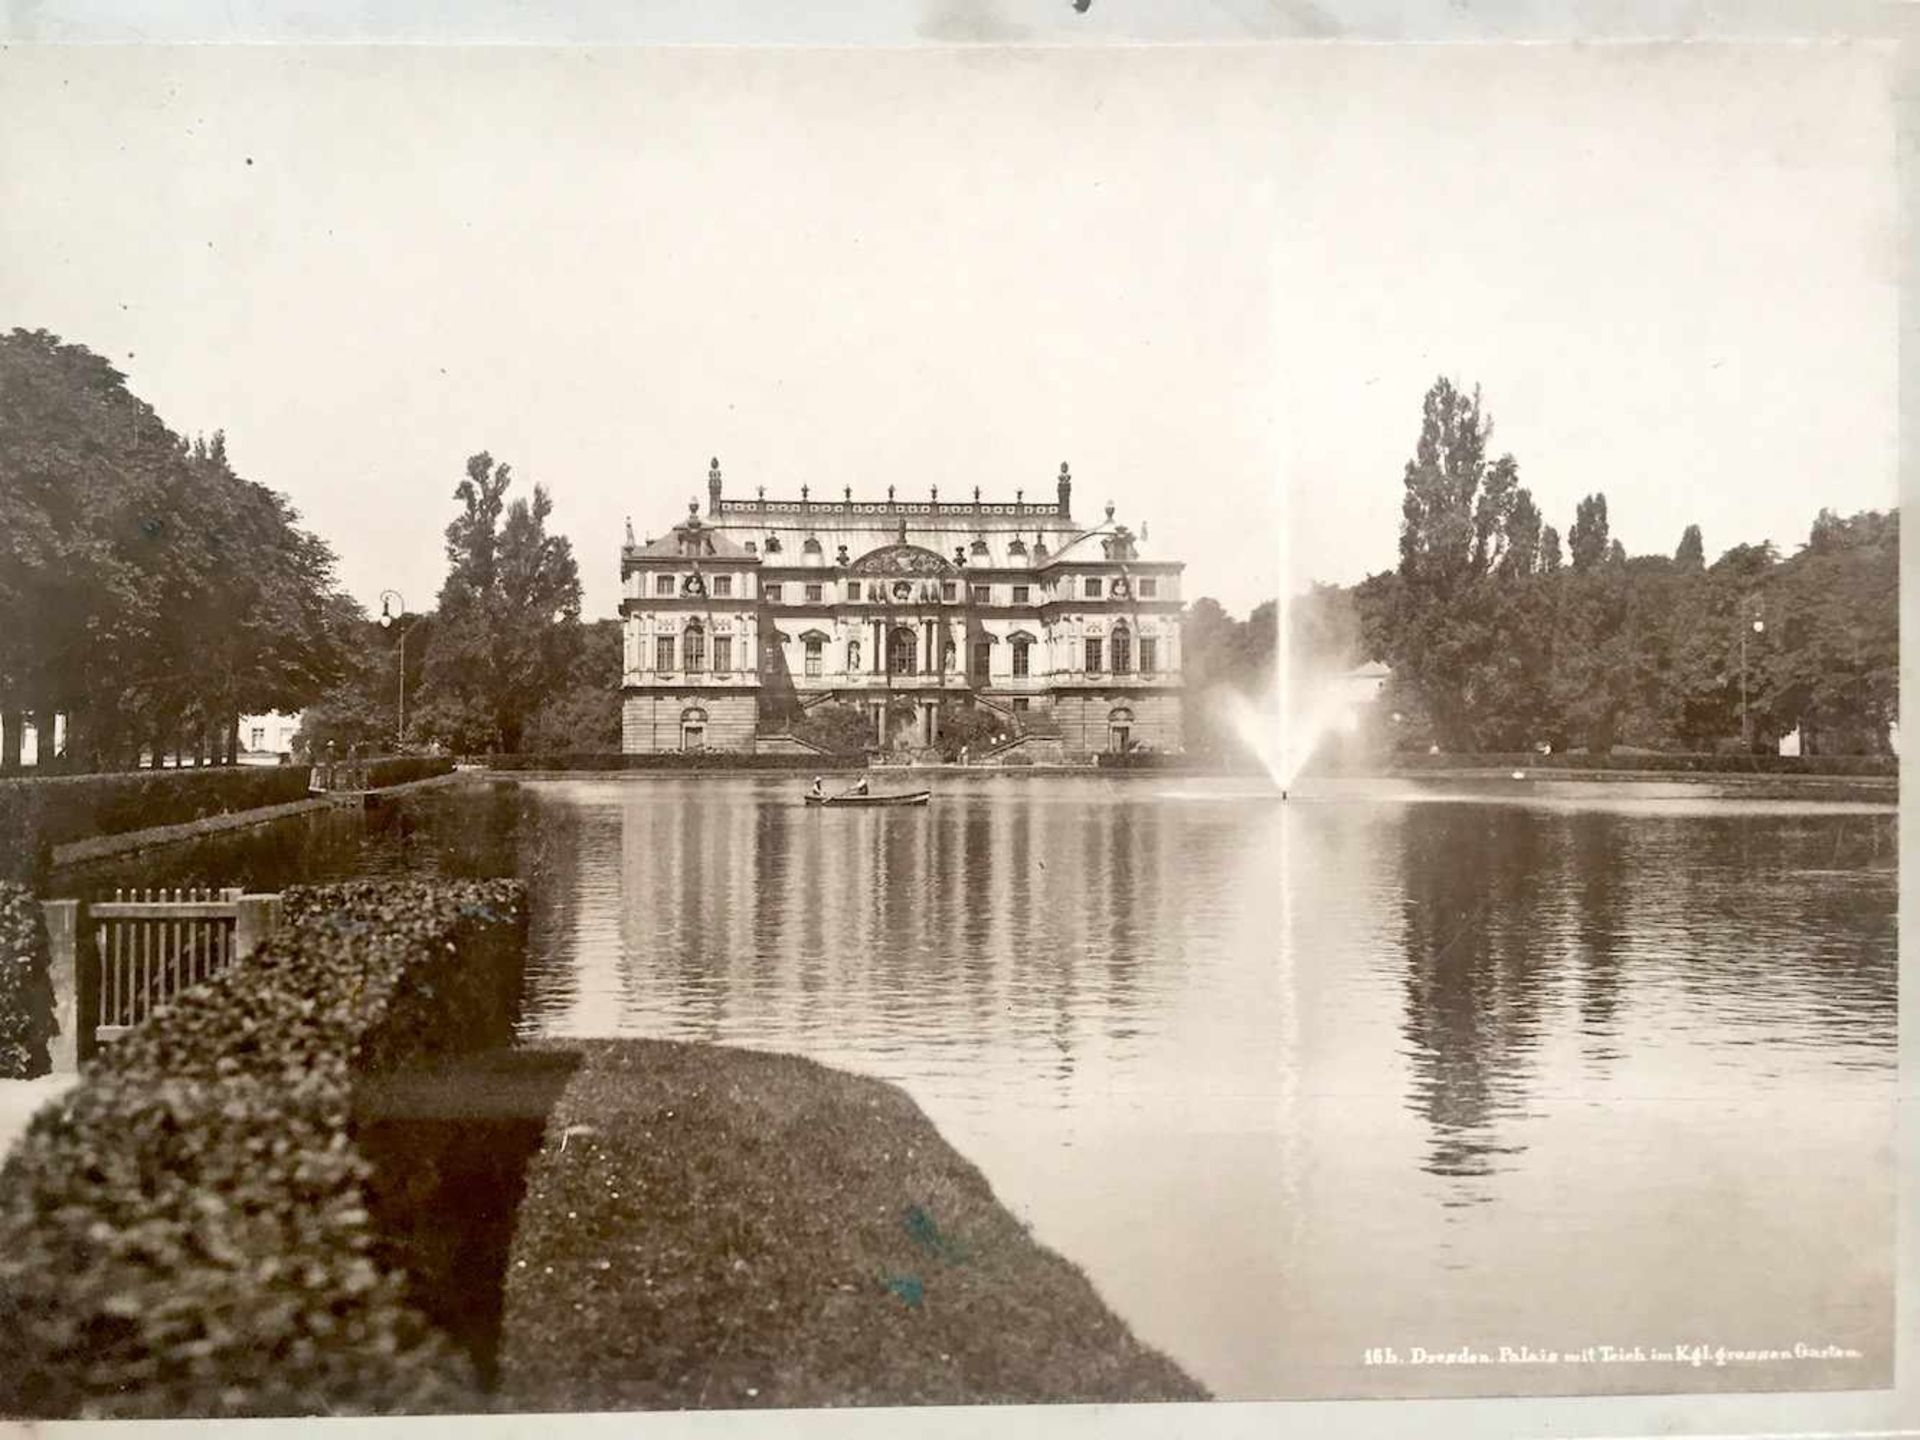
[0,882,54,1079]
[479,752,864,772]
[0,877,527,1419]
[1377,750,1898,778]
[0,767,315,883]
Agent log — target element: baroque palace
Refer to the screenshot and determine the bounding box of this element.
[620,460,1185,757]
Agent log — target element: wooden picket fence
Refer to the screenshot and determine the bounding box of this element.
[42,886,283,1070]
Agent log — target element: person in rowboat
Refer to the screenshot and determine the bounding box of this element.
[851,776,869,796]
[809,776,825,800]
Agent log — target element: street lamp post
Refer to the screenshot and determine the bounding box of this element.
[377,591,419,753]
[1739,598,1765,753]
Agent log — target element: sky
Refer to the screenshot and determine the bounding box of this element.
[0,38,1898,622]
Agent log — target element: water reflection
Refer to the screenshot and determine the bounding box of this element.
[64,775,1898,1401]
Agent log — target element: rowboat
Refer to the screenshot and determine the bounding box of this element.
[804,789,932,807]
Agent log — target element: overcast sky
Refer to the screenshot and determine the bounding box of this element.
[0,40,1896,620]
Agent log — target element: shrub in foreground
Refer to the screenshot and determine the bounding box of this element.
[0,881,54,1078]
[0,877,527,1419]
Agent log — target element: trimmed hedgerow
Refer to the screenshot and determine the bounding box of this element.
[0,877,526,1419]
[1381,750,1897,778]
[0,882,54,1079]
[0,767,314,883]
[480,752,862,772]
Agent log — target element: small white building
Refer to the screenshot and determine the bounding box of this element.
[238,712,301,764]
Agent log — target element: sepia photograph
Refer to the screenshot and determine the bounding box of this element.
[0,6,1908,1437]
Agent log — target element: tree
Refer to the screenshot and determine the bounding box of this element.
[0,330,348,772]
[416,454,584,754]
[1759,510,1897,753]
[1567,493,1610,572]
[527,618,622,752]
[1387,377,1550,749]
[1674,524,1705,573]
[294,604,439,757]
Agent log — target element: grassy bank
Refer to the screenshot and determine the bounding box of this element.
[495,1038,1206,1410]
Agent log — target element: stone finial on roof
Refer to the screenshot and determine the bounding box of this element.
[1141,521,1149,542]
[688,499,699,518]
[707,457,722,515]
[1106,500,1115,521]
[624,516,636,548]
[844,485,852,503]
[887,484,895,504]
[801,483,810,504]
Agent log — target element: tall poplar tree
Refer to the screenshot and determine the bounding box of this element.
[416,453,583,754]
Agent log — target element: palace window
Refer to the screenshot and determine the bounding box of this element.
[713,575,733,598]
[1084,637,1103,674]
[682,626,706,672]
[712,636,733,673]
[941,581,957,602]
[1011,584,1030,604]
[847,581,863,602]
[804,583,823,603]
[971,584,991,605]
[1012,638,1031,677]
[765,583,783,602]
[972,641,992,679]
[1012,697,1030,712]
[804,639,822,678]
[1110,624,1132,675]
[654,635,674,672]
[655,574,675,596]
[1085,577,1104,599]
[1138,578,1158,599]
[1139,637,1158,675]
[251,727,265,750]
[888,627,918,676]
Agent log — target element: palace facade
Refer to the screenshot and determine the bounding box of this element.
[620,460,1184,756]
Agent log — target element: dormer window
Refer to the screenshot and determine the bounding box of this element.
[970,537,989,556]
[745,541,758,554]
[802,535,823,557]
[765,535,782,554]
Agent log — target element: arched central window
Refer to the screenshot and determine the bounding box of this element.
[1110,622,1133,676]
[682,623,706,673]
[888,626,918,676]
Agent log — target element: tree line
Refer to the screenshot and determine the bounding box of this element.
[1,331,612,771]
[1180,378,1898,759]
[1,330,348,771]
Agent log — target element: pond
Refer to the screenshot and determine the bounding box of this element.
[60,772,1899,1401]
